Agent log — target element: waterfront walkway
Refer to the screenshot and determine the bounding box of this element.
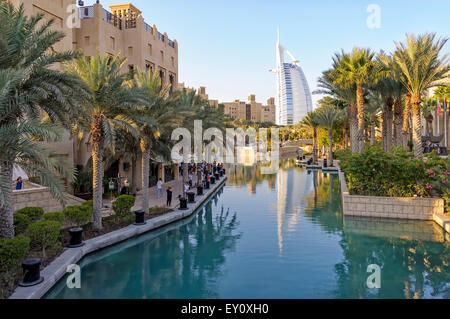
[102,175,199,216]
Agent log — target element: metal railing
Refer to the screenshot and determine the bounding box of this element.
[168,39,175,48]
[79,6,94,19]
[157,32,164,42]
[144,22,152,32]
[102,8,122,30]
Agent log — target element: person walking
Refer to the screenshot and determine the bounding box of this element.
[157,178,163,199]
[166,186,173,207]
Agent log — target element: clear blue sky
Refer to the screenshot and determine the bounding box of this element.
[97,0,449,107]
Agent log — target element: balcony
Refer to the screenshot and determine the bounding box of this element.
[102,8,122,30]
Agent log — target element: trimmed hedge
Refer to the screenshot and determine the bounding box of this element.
[16,207,44,222]
[113,195,135,220]
[64,205,92,227]
[27,220,61,258]
[0,237,30,272]
[13,213,31,235]
[43,212,65,224]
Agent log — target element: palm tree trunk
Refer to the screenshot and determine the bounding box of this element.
[131,157,137,194]
[383,98,393,152]
[393,99,403,147]
[402,94,411,149]
[91,117,104,231]
[140,138,150,215]
[313,128,318,164]
[348,105,358,152]
[356,85,365,153]
[411,94,423,157]
[370,115,376,145]
[343,125,348,149]
[328,129,333,167]
[0,162,14,238]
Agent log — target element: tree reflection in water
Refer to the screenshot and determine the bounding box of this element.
[303,167,449,299]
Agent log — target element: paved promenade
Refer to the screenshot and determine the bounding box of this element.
[102,176,199,216]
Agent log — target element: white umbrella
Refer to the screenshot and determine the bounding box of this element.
[12,166,29,181]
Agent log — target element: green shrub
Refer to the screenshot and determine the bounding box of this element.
[334,148,352,161]
[340,146,428,197]
[16,207,44,222]
[113,195,135,221]
[42,212,65,225]
[27,220,60,259]
[0,237,30,272]
[13,213,31,235]
[82,200,93,208]
[64,205,92,227]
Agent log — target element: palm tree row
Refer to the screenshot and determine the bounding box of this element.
[0,2,225,238]
[315,33,450,156]
[301,104,344,167]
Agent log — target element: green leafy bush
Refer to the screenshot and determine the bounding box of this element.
[423,152,450,212]
[27,221,60,258]
[0,237,31,299]
[113,195,135,221]
[42,212,65,225]
[334,149,352,161]
[0,237,30,272]
[340,146,428,197]
[16,207,44,222]
[64,205,92,227]
[13,213,31,235]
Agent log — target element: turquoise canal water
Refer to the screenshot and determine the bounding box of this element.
[45,160,449,299]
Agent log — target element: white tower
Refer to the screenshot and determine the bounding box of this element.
[270,28,313,126]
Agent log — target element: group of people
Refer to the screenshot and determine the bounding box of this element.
[157,163,225,208]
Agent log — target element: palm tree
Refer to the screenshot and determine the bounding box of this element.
[365,93,382,145]
[66,53,144,231]
[315,68,358,152]
[331,48,378,153]
[132,69,181,214]
[300,112,320,164]
[392,33,450,157]
[0,3,83,238]
[316,105,343,167]
[377,52,407,148]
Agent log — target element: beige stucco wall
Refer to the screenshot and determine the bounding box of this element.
[339,171,445,220]
[13,185,85,213]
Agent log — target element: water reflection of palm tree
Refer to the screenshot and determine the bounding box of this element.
[334,233,450,299]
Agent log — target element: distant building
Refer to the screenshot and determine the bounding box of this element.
[270,29,313,125]
[177,83,219,107]
[223,95,276,123]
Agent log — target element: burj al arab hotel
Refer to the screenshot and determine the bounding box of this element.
[270,29,313,126]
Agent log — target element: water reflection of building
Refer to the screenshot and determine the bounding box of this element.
[276,166,312,254]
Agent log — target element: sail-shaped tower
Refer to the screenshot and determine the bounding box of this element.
[270,29,313,126]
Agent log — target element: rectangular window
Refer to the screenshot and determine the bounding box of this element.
[160,50,164,63]
[128,46,133,56]
[171,56,175,67]
[110,37,115,50]
[84,36,90,46]
[148,44,152,56]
